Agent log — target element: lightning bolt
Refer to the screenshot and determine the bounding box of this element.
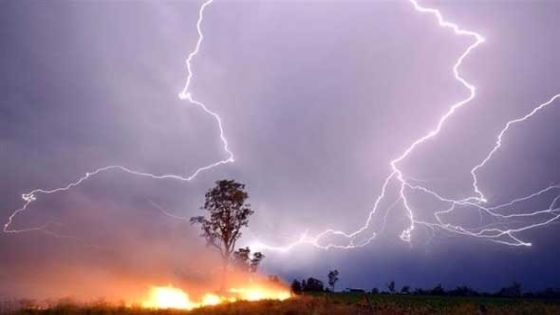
[470,94,560,203]
[2,0,232,234]
[5,0,559,252]
[251,0,560,251]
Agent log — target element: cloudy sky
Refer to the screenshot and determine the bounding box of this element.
[1,0,560,299]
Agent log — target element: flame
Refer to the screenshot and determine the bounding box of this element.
[142,286,194,310]
[141,284,291,310]
[200,293,224,306]
[229,285,291,301]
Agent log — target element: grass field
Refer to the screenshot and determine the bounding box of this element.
[7,293,560,315]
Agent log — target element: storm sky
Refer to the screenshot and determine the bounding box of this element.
[1,0,560,299]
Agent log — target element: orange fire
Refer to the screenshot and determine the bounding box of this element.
[142,286,193,310]
[141,284,291,310]
[229,285,291,301]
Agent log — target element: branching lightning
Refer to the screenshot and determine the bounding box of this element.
[251,0,560,251]
[470,94,560,203]
[4,0,560,252]
[2,0,233,234]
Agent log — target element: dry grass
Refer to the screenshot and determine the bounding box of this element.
[7,294,560,315]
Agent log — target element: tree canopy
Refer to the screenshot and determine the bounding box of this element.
[190,179,254,264]
[328,270,339,292]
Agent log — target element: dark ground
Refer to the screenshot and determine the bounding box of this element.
[4,293,560,315]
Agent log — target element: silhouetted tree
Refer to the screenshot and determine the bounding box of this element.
[303,277,325,292]
[233,247,265,272]
[401,286,410,294]
[250,252,264,272]
[496,282,522,297]
[328,270,340,292]
[371,288,379,294]
[387,281,396,294]
[291,280,302,294]
[232,246,250,269]
[413,288,426,295]
[430,284,446,296]
[190,180,261,285]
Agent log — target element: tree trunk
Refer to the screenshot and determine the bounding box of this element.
[220,255,229,293]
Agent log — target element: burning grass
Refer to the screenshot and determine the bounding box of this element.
[140,283,290,310]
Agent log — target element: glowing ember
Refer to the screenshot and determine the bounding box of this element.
[141,284,291,310]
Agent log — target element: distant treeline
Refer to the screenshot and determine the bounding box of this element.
[291,277,560,299]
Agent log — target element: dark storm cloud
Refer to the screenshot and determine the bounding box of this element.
[1,0,560,299]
